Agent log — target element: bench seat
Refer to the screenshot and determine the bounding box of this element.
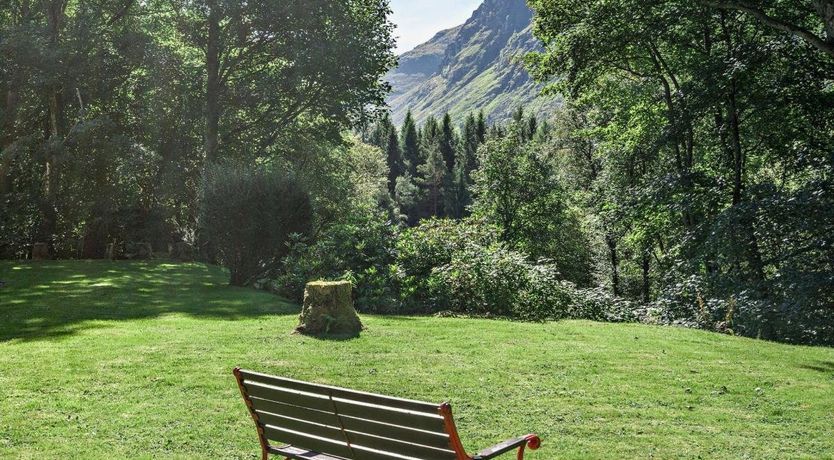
[234,368,541,460]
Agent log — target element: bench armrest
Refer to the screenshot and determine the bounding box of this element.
[473,434,541,459]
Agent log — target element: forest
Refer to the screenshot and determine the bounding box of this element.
[1,0,832,346]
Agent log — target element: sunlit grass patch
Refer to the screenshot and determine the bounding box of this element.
[0,260,832,459]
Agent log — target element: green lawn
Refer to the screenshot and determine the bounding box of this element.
[1,261,832,459]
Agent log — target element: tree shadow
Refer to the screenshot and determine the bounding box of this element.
[0,260,300,343]
[798,360,834,374]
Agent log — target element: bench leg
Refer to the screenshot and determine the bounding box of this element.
[517,445,526,460]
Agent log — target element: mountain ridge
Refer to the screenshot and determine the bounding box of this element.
[386,0,560,125]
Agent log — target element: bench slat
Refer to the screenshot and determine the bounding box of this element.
[350,445,426,460]
[270,446,345,460]
[347,431,457,460]
[244,381,335,413]
[252,399,341,427]
[239,370,439,415]
[258,411,344,441]
[340,415,451,451]
[263,425,353,459]
[334,399,446,434]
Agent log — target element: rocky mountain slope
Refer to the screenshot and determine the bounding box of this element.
[386,0,560,125]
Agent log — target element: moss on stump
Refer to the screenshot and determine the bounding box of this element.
[295,281,363,337]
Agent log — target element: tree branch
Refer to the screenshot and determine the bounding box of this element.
[698,0,834,58]
[107,0,135,25]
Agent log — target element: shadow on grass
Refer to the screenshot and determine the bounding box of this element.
[798,360,834,374]
[0,260,299,343]
[294,332,363,342]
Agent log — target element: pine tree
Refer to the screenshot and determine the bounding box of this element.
[447,156,471,219]
[400,110,420,176]
[533,119,552,144]
[417,138,448,218]
[421,115,440,150]
[385,127,404,196]
[394,172,422,226]
[369,113,394,149]
[476,110,487,143]
[462,113,480,181]
[439,113,457,173]
[512,106,525,124]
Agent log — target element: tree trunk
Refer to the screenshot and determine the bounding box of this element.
[204,2,222,164]
[606,232,621,297]
[0,89,19,195]
[38,1,66,246]
[649,46,696,230]
[641,244,651,303]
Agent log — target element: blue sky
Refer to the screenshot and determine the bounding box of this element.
[389,0,482,54]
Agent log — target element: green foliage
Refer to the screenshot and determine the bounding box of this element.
[429,242,571,319]
[416,139,449,218]
[0,0,396,261]
[526,0,834,344]
[439,113,458,172]
[274,211,399,313]
[400,110,421,176]
[394,218,499,309]
[199,164,312,286]
[473,122,594,285]
[392,217,627,321]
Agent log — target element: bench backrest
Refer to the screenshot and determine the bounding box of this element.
[235,369,463,460]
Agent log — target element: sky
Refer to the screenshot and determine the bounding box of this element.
[389,0,483,54]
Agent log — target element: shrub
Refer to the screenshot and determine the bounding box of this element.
[200,164,312,286]
[436,245,579,319]
[394,218,499,309]
[428,242,637,322]
[273,211,400,313]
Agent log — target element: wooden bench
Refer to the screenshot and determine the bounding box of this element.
[234,368,541,460]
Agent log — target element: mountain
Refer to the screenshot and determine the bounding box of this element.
[386,0,560,126]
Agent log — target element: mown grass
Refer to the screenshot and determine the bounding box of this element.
[1,261,832,459]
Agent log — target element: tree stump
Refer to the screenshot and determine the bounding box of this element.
[296,281,363,337]
[32,243,49,260]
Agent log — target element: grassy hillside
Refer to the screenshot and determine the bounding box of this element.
[1,261,832,459]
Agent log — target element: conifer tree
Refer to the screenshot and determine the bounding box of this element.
[420,115,440,151]
[462,113,481,181]
[476,111,487,143]
[400,110,420,175]
[417,138,448,218]
[384,127,405,196]
[369,113,393,149]
[512,107,525,124]
[439,113,457,172]
[447,157,471,219]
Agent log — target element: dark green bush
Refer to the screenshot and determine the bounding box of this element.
[394,217,499,310]
[429,244,568,318]
[200,164,312,286]
[394,218,635,321]
[273,211,400,313]
[276,215,640,322]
